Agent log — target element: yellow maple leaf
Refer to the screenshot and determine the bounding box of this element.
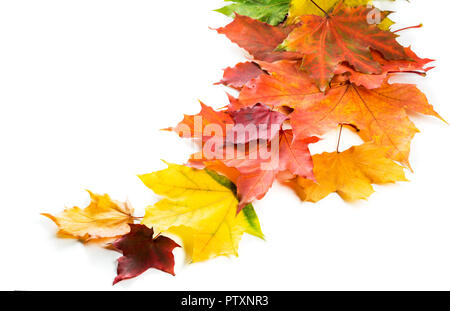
[42,191,134,243]
[139,163,263,262]
[288,143,407,202]
[287,0,394,30]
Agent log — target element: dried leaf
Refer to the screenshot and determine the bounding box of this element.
[217,14,301,62]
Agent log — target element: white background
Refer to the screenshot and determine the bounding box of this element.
[1,0,449,291]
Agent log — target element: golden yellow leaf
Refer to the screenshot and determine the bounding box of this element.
[139,163,263,262]
[42,191,134,242]
[288,143,407,202]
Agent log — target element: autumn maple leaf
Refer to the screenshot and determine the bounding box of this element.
[285,143,407,202]
[238,60,326,110]
[217,14,301,62]
[192,125,316,209]
[287,0,396,28]
[290,79,443,167]
[280,3,409,91]
[139,163,263,262]
[279,129,319,177]
[226,130,316,207]
[215,0,291,26]
[42,191,134,243]
[336,47,434,89]
[112,224,180,285]
[216,61,265,90]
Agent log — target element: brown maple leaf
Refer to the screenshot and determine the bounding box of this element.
[291,80,443,167]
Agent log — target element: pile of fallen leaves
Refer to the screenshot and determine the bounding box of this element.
[44,0,444,284]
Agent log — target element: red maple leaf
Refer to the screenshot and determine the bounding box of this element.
[281,3,409,91]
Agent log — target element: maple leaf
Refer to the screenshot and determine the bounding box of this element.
[286,143,407,202]
[287,0,396,30]
[139,163,263,262]
[291,80,443,167]
[216,14,301,62]
[42,191,134,243]
[216,0,291,26]
[205,169,265,239]
[280,3,409,91]
[193,127,316,209]
[238,60,325,109]
[112,224,180,285]
[166,101,233,142]
[226,103,288,144]
[216,61,265,90]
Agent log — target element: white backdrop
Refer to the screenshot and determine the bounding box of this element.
[1,0,449,291]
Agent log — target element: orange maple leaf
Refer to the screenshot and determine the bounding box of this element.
[166,101,233,142]
[238,60,325,110]
[280,3,409,91]
[285,143,408,203]
[217,14,301,62]
[291,80,444,167]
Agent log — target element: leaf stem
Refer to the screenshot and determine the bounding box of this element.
[336,124,344,153]
[394,24,423,33]
[310,0,329,16]
[389,70,428,76]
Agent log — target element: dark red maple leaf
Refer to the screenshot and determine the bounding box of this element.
[112,224,180,285]
[335,47,435,89]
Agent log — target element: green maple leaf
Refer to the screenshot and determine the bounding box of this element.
[215,0,290,26]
